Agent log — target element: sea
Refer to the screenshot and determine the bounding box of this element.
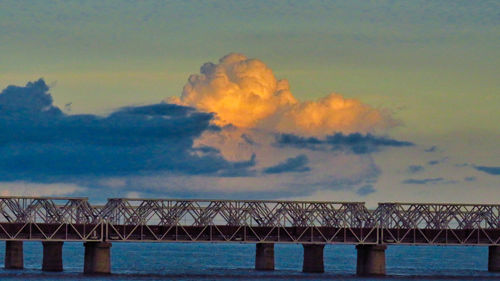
[0,242,498,281]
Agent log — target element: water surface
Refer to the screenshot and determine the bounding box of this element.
[0,242,498,280]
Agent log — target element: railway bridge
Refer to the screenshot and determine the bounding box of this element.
[1,196,499,276]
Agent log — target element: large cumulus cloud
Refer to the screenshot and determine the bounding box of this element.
[161,53,414,199]
[170,53,395,136]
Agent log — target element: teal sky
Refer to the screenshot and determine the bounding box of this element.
[1,0,499,138]
[0,0,499,202]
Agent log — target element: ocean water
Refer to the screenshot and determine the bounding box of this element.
[0,242,498,280]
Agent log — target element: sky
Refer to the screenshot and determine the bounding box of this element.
[0,0,499,205]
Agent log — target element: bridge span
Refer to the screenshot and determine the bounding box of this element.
[0,196,499,275]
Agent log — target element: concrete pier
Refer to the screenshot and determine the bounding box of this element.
[42,241,63,271]
[5,241,23,269]
[84,242,111,274]
[356,244,387,276]
[302,244,325,273]
[488,246,500,272]
[255,243,274,270]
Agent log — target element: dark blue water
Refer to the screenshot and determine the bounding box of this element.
[0,242,498,280]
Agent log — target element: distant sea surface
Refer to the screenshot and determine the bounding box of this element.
[0,242,498,281]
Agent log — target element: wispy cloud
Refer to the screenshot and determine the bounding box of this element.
[402,178,444,185]
[356,184,376,196]
[408,165,424,174]
[0,181,86,196]
[474,165,500,175]
[464,176,476,182]
[275,133,413,154]
[262,154,310,174]
[425,146,437,153]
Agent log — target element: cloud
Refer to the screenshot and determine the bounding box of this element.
[185,126,383,198]
[426,157,449,166]
[0,79,254,182]
[0,181,86,196]
[408,165,424,174]
[275,132,413,154]
[263,154,310,174]
[1,52,412,200]
[356,184,376,196]
[241,133,256,145]
[122,157,381,200]
[169,53,296,128]
[402,177,444,185]
[474,165,500,175]
[425,146,437,152]
[158,53,411,198]
[170,53,396,136]
[464,176,476,182]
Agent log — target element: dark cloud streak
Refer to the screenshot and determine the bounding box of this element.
[263,154,310,174]
[474,165,500,175]
[275,133,413,154]
[408,165,424,174]
[402,178,444,184]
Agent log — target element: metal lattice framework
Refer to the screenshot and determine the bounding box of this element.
[100,199,379,244]
[377,203,500,245]
[0,196,103,241]
[0,197,498,245]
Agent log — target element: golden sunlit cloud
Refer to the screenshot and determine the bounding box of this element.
[170,53,395,136]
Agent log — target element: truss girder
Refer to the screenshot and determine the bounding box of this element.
[0,197,498,245]
[0,197,103,241]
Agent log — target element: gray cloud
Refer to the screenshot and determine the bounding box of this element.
[474,165,500,175]
[356,184,376,196]
[262,154,310,174]
[464,176,476,182]
[425,146,437,153]
[402,178,444,185]
[426,157,449,166]
[275,133,413,154]
[0,79,254,182]
[408,165,424,174]
[241,133,256,145]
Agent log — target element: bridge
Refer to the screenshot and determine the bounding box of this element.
[0,196,499,275]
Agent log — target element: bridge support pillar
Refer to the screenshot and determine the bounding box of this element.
[302,244,324,273]
[488,246,500,272]
[255,243,274,270]
[84,242,111,274]
[42,241,63,271]
[5,241,23,269]
[356,244,387,276]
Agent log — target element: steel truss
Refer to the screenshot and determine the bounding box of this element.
[100,199,379,244]
[377,203,500,245]
[0,197,498,245]
[0,196,103,241]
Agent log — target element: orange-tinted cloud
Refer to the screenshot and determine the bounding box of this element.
[170,53,395,136]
